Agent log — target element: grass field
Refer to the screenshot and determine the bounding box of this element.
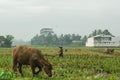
[0,47,120,80]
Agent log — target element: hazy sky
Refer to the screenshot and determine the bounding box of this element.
[0,0,120,41]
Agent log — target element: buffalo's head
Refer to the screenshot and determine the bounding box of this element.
[43,63,52,77]
[40,60,52,77]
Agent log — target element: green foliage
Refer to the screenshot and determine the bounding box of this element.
[81,35,87,45]
[4,35,14,47]
[0,35,14,47]
[0,72,13,80]
[31,29,82,46]
[89,29,113,37]
[102,29,112,36]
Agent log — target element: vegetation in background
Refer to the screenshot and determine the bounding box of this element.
[31,28,113,47]
[31,28,82,46]
[0,35,14,47]
[88,29,114,38]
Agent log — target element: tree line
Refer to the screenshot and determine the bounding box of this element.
[88,29,114,37]
[0,35,14,47]
[31,33,86,46]
[31,28,113,47]
[0,29,113,47]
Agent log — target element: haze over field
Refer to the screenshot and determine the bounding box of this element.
[0,0,120,41]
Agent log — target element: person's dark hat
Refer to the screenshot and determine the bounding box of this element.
[59,46,63,48]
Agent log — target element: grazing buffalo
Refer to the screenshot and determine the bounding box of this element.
[12,45,52,77]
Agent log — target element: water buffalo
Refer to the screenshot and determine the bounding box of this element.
[12,45,52,77]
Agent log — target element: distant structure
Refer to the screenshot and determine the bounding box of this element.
[86,34,120,47]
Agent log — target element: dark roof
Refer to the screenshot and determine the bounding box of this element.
[93,34,114,38]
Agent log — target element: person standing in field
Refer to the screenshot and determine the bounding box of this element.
[59,46,63,57]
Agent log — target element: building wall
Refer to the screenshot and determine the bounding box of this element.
[86,37,94,47]
[86,35,120,47]
[94,42,119,47]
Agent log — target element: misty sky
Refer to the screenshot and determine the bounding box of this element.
[0,0,120,41]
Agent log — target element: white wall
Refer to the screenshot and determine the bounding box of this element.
[86,36,120,47]
[86,37,94,47]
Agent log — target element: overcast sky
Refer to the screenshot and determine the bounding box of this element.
[0,0,120,41]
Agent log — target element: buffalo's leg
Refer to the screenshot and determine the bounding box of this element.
[30,63,36,77]
[18,63,24,77]
[12,58,17,72]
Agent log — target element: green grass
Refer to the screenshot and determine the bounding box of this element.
[0,47,120,80]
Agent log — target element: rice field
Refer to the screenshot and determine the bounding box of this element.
[0,47,120,80]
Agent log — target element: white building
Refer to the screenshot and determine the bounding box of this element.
[86,34,120,47]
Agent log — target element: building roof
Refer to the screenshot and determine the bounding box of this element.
[92,34,114,38]
[112,36,120,42]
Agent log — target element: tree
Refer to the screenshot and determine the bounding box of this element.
[51,34,58,45]
[102,29,113,36]
[82,35,88,45]
[97,29,102,35]
[40,28,54,36]
[0,36,5,47]
[45,33,53,46]
[92,30,97,36]
[63,34,72,45]
[58,34,64,46]
[89,29,103,37]
[39,35,46,45]
[4,35,14,47]
[75,34,81,40]
[31,34,40,45]
[71,34,81,41]
[89,29,113,37]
